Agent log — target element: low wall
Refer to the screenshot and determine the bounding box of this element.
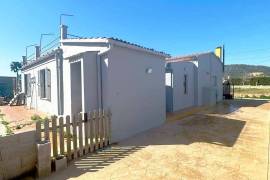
[0,131,37,179]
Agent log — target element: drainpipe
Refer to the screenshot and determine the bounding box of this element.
[56,48,64,115]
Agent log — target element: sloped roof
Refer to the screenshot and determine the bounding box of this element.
[166,51,212,62]
[62,36,170,57]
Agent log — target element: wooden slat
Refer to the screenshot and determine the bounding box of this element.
[59,116,64,155]
[82,112,89,154]
[44,119,49,141]
[95,110,100,150]
[100,110,104,148]
[52,116,58,157]
[93,110,97,151]
[103,110,108,146]
[36,121,41,142]
[72,114,78,159]
[66,115,72,160]
[89,111,94,152]
[78,113,83,156]
[108,110,112,144]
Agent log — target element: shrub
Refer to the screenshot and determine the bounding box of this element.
[1,120,9,125]
[16,125,22,129]
[31,114,42,121]
[260,95,270,99]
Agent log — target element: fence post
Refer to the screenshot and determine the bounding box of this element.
[44,119,49,141]
[36,120,41,142]
[100,110,104,148]
[82,112,89,154]
[78,113,83,157]
[108,110,112,144]
[89,111,94,152]
[96,109,100,150]
[66,115,72,161]
[52,115,58,157]
[59,116,64,155]
[103,110,108,146]
[72,114,78,159]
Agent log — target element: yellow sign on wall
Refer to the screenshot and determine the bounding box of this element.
[215,46,222,59]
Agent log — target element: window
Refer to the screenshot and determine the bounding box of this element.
[38,69,51,100]
[213,76,217,87]
[184,74,188,94]
[165,72,173,87]
[24,74,31,97]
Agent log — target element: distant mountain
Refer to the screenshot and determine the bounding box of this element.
[225,64,270,78]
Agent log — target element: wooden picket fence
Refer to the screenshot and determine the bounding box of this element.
[36,109,111,160]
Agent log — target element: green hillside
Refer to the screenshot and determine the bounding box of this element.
[225,64,270,78]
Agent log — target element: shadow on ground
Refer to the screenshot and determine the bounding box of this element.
[120,114,246,147]
[45,146,145,179]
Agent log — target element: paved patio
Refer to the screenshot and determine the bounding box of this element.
[45,99,270,179]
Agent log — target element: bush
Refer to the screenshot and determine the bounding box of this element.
[260,95,270,99]
[31,114,42,121]
[1,120,9,125]
[244,95,250,98]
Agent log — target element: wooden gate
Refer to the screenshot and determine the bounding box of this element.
[36,109,111,160]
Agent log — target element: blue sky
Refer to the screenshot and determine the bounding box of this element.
[0,0,269,76]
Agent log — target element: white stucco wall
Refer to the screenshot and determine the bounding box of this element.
[197,53,223,106]
[22,59,58,115]
[81,52,99,112]
[168,61,196,111]
[70,61,82,115]
[106,45,166,142]
[61,42,108,59]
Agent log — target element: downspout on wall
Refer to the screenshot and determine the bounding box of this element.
[55,24,67,115]
[56,48,64,115]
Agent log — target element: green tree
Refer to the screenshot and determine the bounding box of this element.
[10,61,22,92]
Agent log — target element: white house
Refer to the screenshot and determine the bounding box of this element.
[22,25,169,142]
[165,60,197,112]
[165,51,223,112]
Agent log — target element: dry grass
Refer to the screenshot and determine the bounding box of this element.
[234,85,270,99]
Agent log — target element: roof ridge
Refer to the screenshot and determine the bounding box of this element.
[167,51,213,61]
[65,36,170,57]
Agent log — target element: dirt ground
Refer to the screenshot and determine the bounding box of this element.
[44,99,270,179]
[0,105,47,133]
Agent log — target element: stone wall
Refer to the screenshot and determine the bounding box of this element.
[0,131,36,179]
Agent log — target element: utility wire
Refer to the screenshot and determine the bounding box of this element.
[41,36,60,50]
[67,33,84,38]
